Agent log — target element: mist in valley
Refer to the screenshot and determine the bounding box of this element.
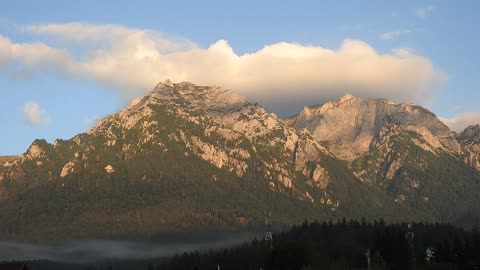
[0,232,259,264]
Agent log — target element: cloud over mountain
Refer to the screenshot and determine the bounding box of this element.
[441,112,480,132]
[1,22,446,116]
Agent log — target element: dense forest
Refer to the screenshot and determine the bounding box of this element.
[12,219,480,270]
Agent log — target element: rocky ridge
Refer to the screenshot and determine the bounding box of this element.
[1,82,480,240]
[84,80,334,192]
[286,94,461,161]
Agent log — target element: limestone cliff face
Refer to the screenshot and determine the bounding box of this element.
[457,125,480,170]
[286,94,461,160]
[2,81,333,201]
[284,94,476,205]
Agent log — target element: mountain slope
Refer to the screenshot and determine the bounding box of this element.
[285,94,480,223]
[1,83,479,241]
[0,82,409,241]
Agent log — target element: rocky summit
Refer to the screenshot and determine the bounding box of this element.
[1,81,480,241]
[285,94,461,160]
[457,124,480,170]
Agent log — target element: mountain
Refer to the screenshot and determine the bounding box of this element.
[457,124,480,170]
[285,94,480,223]
[285,94,461,160]
[1,82,479,241]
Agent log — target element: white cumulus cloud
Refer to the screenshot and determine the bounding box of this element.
[0,35,73,78]
[22,101,51,126]
[2,22,448,116]
[440,112,480,132]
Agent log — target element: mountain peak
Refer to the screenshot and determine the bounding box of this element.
[458,124,480,141]
[289,94,461,160]
[466,124,480,132]
[151,81,250,113]
[88,81,253,134]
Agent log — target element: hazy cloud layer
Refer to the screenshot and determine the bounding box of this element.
[0,232,257,264]
[2,22,447,116]
[23,23,196,53]
[416,5,436,19]
[22,101,51,126]
[440,112,480,132]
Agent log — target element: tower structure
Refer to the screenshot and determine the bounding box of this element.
[406,223,416,270]
[365,249,371,270]
[265,211,273,249]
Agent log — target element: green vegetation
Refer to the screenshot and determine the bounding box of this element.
[155,220,480,270]
[351,127,480,226]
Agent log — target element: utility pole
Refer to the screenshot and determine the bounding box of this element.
[365,249,371,270]
[406,223,416,270]
[265,211,273,249]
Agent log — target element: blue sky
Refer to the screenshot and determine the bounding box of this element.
[1,0,480,155]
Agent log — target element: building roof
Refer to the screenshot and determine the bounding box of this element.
[0,263,28,270]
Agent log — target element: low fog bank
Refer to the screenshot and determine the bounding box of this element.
[0,232,260,264]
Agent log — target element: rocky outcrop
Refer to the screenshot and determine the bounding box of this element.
[457,124,480,170]
[0,156,20,167]
[293,130,332,188]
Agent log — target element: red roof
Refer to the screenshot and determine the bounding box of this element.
[0,263,27,270]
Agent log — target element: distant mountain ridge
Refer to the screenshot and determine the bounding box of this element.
[1,81,479,241]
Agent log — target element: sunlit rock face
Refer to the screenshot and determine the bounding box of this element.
[286,94,461,160]
[85,81,333,188]
[284,94,479,208]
